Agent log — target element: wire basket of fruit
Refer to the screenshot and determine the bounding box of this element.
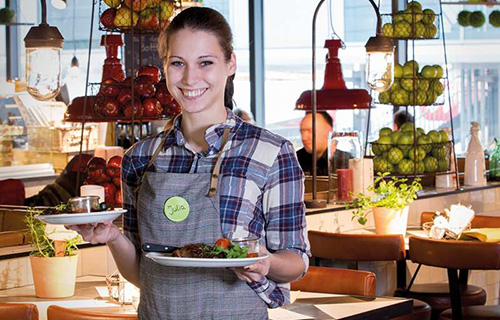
[370,124,453,176]
[381,1,440,40]
[99,0,182,34]
[376,61,446,107]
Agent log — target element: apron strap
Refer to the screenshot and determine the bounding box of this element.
[207,128,231,197]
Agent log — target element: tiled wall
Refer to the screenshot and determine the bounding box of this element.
[306,187,500,305]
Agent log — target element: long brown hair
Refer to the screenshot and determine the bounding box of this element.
[158,7,235,110]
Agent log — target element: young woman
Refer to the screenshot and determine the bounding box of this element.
[68,7,309,319]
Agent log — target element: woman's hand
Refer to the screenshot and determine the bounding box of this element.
[231,246,272,283]
[65,221,121,245]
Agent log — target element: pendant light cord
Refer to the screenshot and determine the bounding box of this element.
[327,0,345,49]
[40,0,47,25]
[368,0,382,35]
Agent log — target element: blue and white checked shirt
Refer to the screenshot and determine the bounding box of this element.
[121,108,310,308]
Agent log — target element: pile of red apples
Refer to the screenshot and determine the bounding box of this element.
[85,156,123,207]
[96,65,181,119]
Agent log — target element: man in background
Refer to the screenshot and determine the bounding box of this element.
[393,109,414,131]
[296,112,333,176]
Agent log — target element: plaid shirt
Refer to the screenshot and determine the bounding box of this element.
[121,108,310,308]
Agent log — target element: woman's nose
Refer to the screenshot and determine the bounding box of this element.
[182,65,200,86]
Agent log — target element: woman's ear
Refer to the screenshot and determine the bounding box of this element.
[228,52,237,76]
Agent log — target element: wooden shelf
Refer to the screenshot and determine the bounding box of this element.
[441,1,500,5]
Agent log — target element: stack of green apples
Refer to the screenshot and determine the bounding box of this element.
[382,1,438,39]
[378,60,444,106]
[371,122,451,175]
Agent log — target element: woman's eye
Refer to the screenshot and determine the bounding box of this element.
[200,61,213,67]
[170,61,183,67]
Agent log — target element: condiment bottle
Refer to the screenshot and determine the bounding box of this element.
[464,122,487,186]
[489,138,500,181]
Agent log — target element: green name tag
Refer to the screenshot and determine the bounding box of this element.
[164,196,190,222]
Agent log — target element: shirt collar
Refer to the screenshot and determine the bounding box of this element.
[169,108,240,155]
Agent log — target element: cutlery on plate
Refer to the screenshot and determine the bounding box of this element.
[141,243,180,253]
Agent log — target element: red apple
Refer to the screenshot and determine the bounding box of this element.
[117,88,133,105]
[166,99,181,117]
[112,177,121,188]
[138,9,160,30]
[115,190,123,207]
[102,182,117,205]
[123,0,148,12]
[142,98,163,117]
[123,100,143,119]
[101,99,120,118]
[100,8,117,29]
[100,78,120,98]
[134,75,156,98]
[107,155,122,168]
[83,178,96,185]
[137,65,161,83]
[122,76,133,88]
[155,80,174,105]
[88,157,106,171]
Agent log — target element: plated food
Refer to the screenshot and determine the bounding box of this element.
[172,237,258,259]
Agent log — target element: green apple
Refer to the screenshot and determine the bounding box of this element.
[417,134,432,153]
[379,127,393,137]
[379,91,391,104]
[391,89,410,105]
[427,130,442,143]
[433,65,444,78]
[382,23,394,38]
[421,65,437,78]
[404,60,419,76]
[394,11,406,23]
[418,78,430,91]
[104,0,121,8]
[417,127,425,136]
[394,21,412,38]
[422,9,436,25]
[387,147,404,164]
[424,24,438,38]
[439,129,450,142]
[377,136,393,152]
[414,22,426,38]
[114,7,139,28]
[401,78,416,91]
[398,159,415,174]
[432,80,444,95]
[394,63,404,78]
[410,90,427,105]
[424,156,438,173]
[407,1,423,11]
[404,7,423,24]
[409,146,426,161]
[391,79,402,91]
[391,130,402,144]
[425,91,438,105]
[400,122,415,132]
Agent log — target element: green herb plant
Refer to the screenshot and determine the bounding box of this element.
[350,172,423,225]
[209,244,249,258]
[24,208,81,258]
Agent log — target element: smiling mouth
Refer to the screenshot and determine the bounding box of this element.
[181,88,207,99]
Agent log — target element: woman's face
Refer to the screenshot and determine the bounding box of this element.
[164,29,236,116]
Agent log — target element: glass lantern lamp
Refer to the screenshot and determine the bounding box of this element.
[365,0,394,92]
[24,0,64,101]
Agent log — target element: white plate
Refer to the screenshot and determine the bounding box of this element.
[35,209,126,225]
[145,252,269,268]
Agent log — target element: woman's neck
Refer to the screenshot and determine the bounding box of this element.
[180,108,228,153]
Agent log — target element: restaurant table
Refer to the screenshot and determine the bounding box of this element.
[0,275,413,320]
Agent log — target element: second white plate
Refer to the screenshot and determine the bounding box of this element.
[145,252,268,268]
[35,209,126,225]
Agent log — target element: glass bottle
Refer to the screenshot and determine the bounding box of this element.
[489,138,500,181]
[328,131,362,203]
[464,122,487,186]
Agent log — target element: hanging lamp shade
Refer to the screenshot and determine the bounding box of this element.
[295,39,371,111]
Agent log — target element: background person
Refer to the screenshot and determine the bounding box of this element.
[296,112,333,176]
[234,107,256,124]
[393,109,414,131]
[67,7,309,320]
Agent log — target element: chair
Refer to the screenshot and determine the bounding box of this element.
[308,231,431,320]
[47,305,137,320]
[409,236,500,320]
[0,302,38,320]
[291,266,376,296]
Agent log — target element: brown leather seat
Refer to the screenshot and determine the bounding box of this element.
[409,236,500,320]
[308,231,431,320]
[439,306,500,320]
[291,266,376,296]
[47,305,137,320]
[0,303,38,320]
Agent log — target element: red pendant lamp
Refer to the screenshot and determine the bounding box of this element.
[296,39,371,111]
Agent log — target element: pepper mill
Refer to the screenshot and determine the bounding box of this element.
[101,34,125,82]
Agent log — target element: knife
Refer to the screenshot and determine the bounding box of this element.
[142,243,180,253]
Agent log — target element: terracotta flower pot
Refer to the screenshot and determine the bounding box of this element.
[30,253,79,298]
[372,206,409,235]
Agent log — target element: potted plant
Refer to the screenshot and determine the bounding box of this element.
[24,205,81,298]
[351,172,422,235]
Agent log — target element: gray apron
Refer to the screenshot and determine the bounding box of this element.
[136,126,268,320]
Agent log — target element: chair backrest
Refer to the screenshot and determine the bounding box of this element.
[308,230,406,261]
[409,236,500,270]
[0,302,38,320]
[421,211,500,228]
[291,266,376,296]
[47,305,137,320]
